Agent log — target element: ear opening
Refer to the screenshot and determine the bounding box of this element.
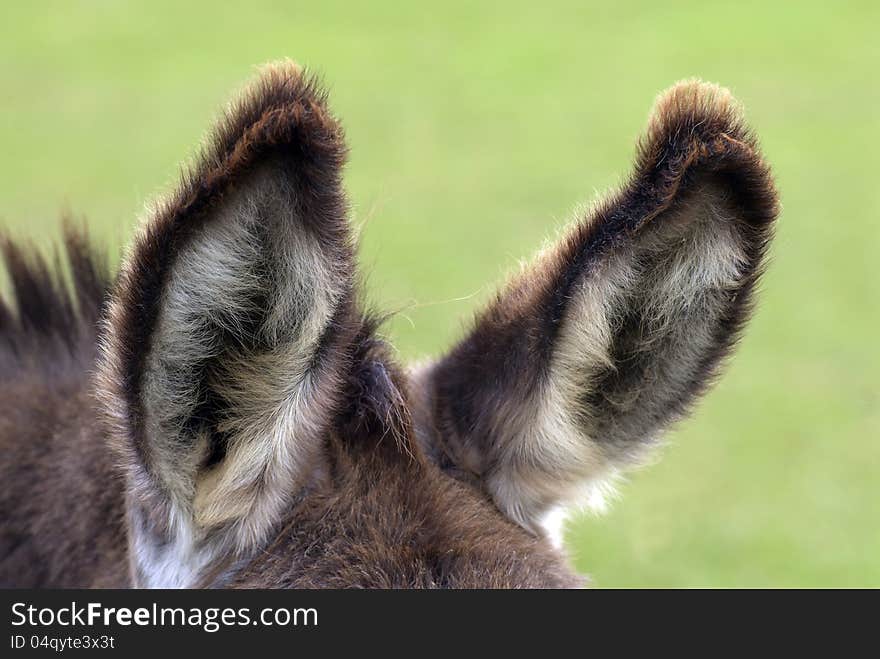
[420,80,779,533]
[96,61,361,586]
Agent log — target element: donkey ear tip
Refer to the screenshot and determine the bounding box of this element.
[660,78,737,105]
[254,59,306,84]
[632,80,779,227]
[202,58,346,176]
[646,79,749,146]
[637,79,779,198]
[243,58,325,112]
[256,58,310,92]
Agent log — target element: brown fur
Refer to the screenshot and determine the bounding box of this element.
[0,64,778,588]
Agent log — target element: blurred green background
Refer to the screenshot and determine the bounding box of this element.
[2,1,877,586]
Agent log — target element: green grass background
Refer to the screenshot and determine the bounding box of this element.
[2,1,877,586]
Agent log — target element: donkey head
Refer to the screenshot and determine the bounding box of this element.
[95,62,778,587]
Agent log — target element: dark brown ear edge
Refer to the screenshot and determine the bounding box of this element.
[100,61,353,466]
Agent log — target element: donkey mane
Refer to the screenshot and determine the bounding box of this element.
[0,226,111,377]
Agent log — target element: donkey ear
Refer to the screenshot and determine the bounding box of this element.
[97,62,359,586]
[419,81,779,534]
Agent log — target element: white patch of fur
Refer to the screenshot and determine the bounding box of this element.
[129,496,219,589]
[538,506,569,549]
[536,474,619,547]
